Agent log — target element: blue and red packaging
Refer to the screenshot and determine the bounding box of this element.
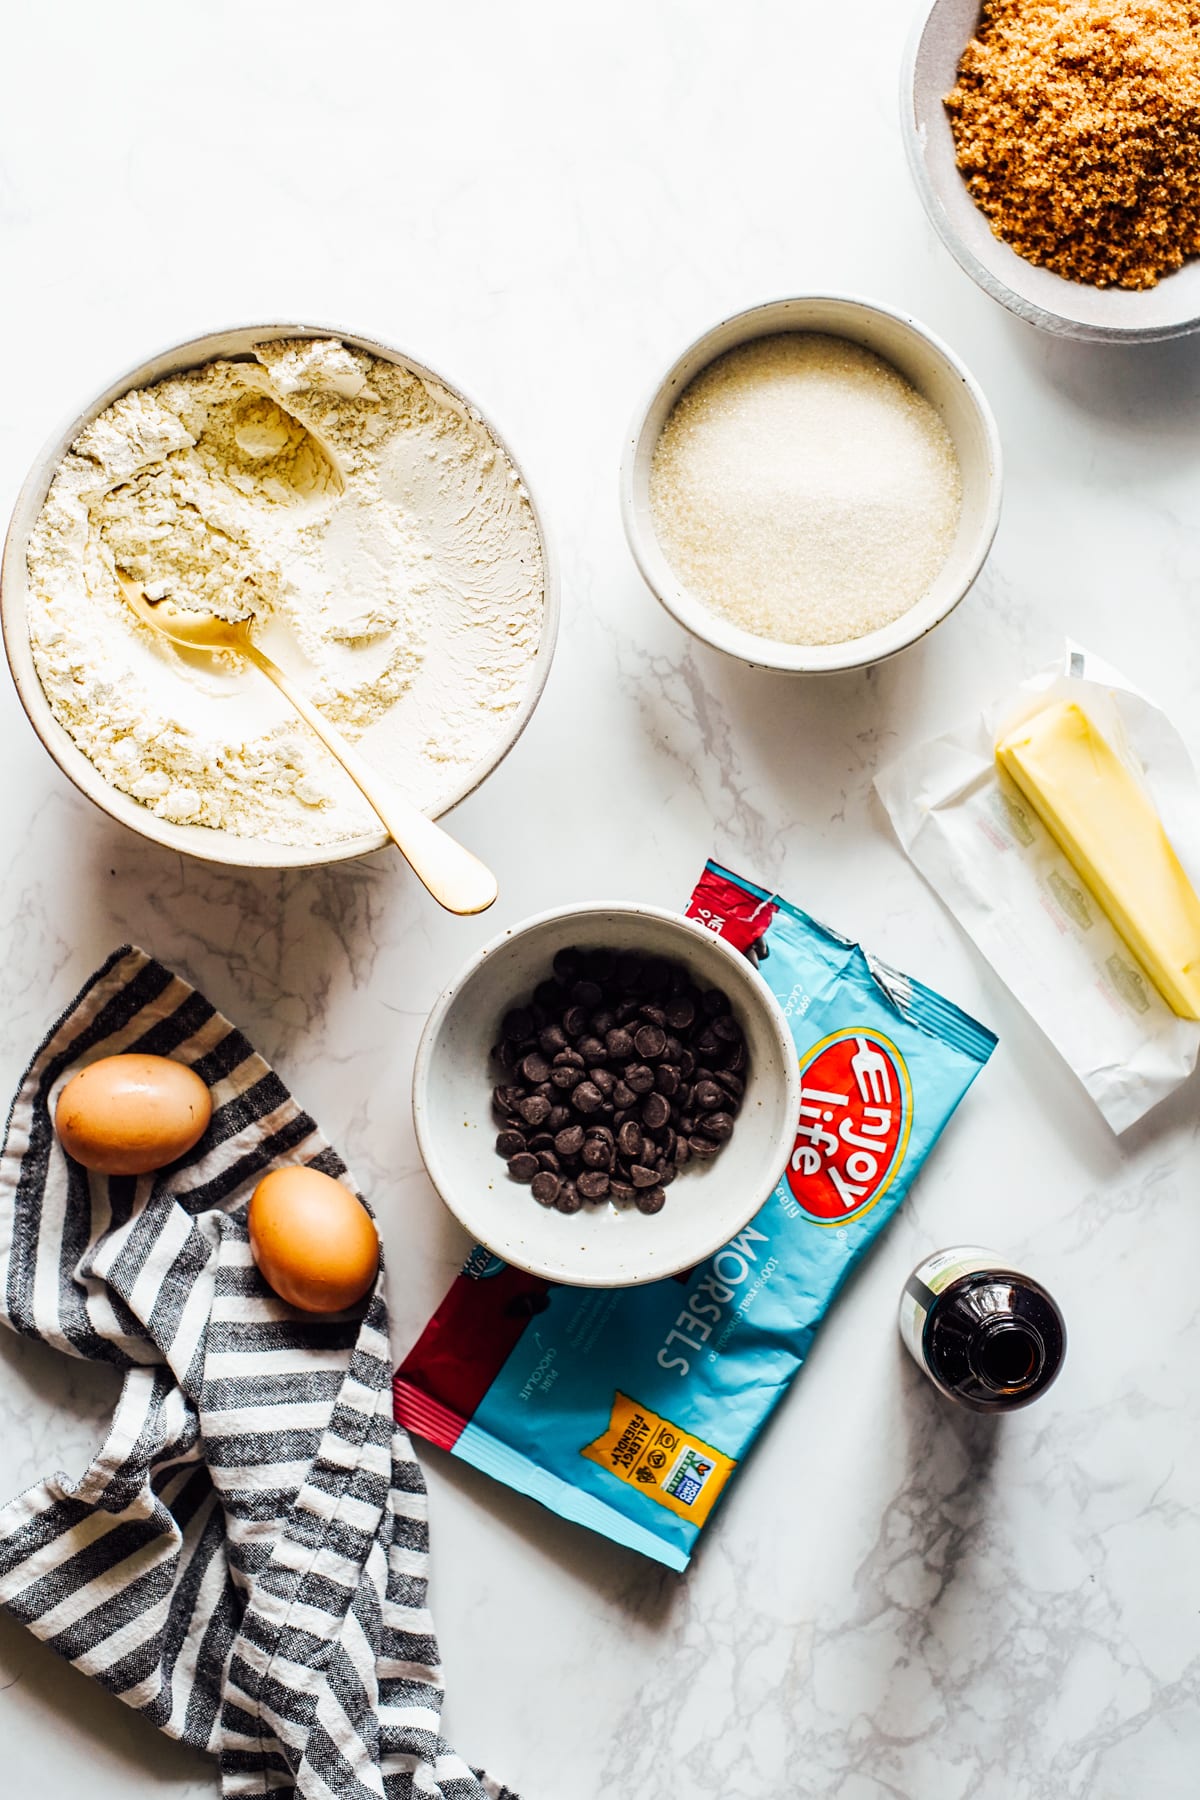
[395,862,997,1570]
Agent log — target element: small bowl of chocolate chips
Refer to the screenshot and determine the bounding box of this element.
[412,903,800,1287]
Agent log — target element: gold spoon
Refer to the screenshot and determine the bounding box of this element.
[115,572,498,915]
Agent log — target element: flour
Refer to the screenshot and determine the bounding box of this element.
[26,338,545,846]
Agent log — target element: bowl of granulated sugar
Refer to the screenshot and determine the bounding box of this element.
[620,296,1001,674]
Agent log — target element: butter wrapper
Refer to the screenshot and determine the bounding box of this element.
[875,646,1200,1132]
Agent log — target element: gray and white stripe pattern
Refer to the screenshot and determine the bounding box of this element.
[0,946,514,1800]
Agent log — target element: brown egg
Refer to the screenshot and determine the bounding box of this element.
[248,1166,379,1314]
[55,1053,213,1176]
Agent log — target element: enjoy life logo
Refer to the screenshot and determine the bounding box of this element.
[786,1030,912,1226]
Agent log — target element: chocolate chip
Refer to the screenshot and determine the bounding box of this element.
[641,1091,670,1131]
[555,1182,582,1214]
[694,1080,724,1113]
[496,1130,526,1158]
[553,947,581,982]
[702,987,730,1017]
[613,1079,636,1108]
[528,1132,554,1152]
[521,1052,551,1085]
[723,1039,747,1073]
[562,1005,589,1038]
[531,1172,560,1206]
[713,1014,742,1043]
[571,979,603,1009]
[581,1138,611,1170]
[635,1186,666,1214]
[553,1047,584,1068]
[550,1065,583,1090]
[716,1069,745,1100]
[577,1170,610,1201]
[674,1137,691,1166]
[639,1003,667,1028]
[508,1152,539,1182]
[678,1048,696,1079]
[539,1024,568,1056]
[547,1105,571,1133]
[577,1034,607,1063]
[572,1081,604,1114]
[696,1028,721,1058]
[590,1067,616,1097]
[605,1028,634,1060]
[633,1024,667,1060]
[665,996,695,1031]
[700,1111,735,1142]
[555,1125,585,1157]
[625,1063,654,1095]
[519,1094,552,1127]
[537,1150,562,1173]
[609,1178,636,1203]
[655,1064,680,1098]
[689,1135,722,1159]
[631,1164,659,1188]
[658,1162,677,1187]
[617,1120,643,1160]
[493,1083,524,1113]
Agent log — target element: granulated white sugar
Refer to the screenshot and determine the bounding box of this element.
[649,333,963,647]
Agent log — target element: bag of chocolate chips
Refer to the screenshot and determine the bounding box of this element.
[395,862,996,1569]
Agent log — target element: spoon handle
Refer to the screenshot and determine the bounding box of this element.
[242,642,499,916]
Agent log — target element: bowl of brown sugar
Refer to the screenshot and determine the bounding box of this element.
[903,0,1200,341]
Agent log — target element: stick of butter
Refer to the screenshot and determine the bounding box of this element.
[996,699,1200,1020]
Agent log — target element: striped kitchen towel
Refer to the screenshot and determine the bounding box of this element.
[0,946,515,1800]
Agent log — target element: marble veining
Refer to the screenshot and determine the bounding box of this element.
[3,1,1200,1796]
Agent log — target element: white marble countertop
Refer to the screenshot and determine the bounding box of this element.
[3,3,1200,1796]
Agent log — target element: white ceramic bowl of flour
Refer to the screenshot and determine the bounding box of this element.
[1,323,558,868]
[620,295,1001,674]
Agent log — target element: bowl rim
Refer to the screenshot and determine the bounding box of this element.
[0,318,560,870]
[411,900,803,1287]
[900,0,1200,344]
[618,292,1003,675]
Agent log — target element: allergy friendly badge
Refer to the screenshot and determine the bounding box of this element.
[582,1392,736,1525]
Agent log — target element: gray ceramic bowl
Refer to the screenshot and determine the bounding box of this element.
[903,0,1200,342]
[412,903,801,1287]
[1,322,559,868]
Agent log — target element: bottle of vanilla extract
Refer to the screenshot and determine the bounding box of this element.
[899,1248,1066,1412]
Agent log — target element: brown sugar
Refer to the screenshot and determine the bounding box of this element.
[945,0,1200,289]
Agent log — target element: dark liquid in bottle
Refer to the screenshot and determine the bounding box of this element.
[901,1250,1066,1413]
